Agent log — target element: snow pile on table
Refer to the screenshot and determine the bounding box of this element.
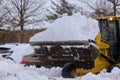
[0,58,120,80]
[30,13,99,42]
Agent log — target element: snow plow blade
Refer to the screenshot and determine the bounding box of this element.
[28,41,99,69]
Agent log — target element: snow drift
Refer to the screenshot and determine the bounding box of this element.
[0,58,120,80]
[0,44,120,80]
[30,13,99,42]
[10,44,34,63]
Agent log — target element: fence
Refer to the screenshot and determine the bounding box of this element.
[0,29,46,43]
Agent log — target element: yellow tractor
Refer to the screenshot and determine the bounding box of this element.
[23,16,120,78]
[61,16,120,78]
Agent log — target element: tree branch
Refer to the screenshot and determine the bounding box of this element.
[79,0,96,10]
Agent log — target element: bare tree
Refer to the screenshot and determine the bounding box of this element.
[107,0,120,15]
[46,0,81,22]
[5,0,45,43]
[0,1,9,29]
[6,0,45,30]
[79,0,113,17]
[91,0,113,17]
[0,7,8,28]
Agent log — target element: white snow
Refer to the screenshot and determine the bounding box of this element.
[30,13,99,42]
[0,7,120,80]
[0,56,120,80]
[10,44,34,63]
[0,43,34,63]
[0,43,120,80]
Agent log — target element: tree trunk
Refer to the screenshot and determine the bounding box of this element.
[19,24,24,43]
[113,1,116,16]
[19,30,23,43]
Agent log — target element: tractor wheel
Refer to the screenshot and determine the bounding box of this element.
[62,62,76,78]
[107,65,119,73]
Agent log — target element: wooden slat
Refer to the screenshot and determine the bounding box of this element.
[30,40,89,46]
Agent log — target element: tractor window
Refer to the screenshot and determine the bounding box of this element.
[119,19,120,39]
[108,21,117,41]
[108,20,119,61]
[99,19,119,61]
[99,20,109,41]
[99,20,117,42]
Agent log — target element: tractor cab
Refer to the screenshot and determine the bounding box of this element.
[98,16,120,61]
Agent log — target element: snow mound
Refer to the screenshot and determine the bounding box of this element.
[30,13,99,42]
[0,59,120,80]
[10,44,34,63]
[0,59,62,80]
[0,59,24,76]
[0,44,34,63]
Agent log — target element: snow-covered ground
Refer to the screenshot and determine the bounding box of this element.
[0,44,120,80]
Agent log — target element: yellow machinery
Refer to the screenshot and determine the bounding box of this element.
[24,16,120,78]
[61,16,120,78]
